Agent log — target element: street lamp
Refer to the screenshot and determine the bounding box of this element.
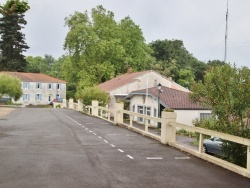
[157,83,162,128]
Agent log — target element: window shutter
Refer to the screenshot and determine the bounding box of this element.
[35,94,37,100]
[28,83,30,89]
[47,84,49,89]
[36,83,38,89]
[23,95,25,101]
[40,94,42,100]
[40,83,42,89]
[28,94,30,101]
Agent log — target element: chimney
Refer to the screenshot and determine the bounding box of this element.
[127,67,133,74]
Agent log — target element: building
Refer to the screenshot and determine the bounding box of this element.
[125,86,211,126]
[97,68,190,110]
[0,71,67,105]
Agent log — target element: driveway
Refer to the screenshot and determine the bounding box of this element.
[0,108,249,188]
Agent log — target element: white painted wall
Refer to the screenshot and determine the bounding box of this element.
[175,110,212,126]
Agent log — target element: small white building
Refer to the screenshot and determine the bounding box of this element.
[0,71,67,105]
[98,68,190,110]
[125,86,211,126]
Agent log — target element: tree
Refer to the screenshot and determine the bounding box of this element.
[0,0,29,71]
[189,64,250,167]
[0,74,22,100]
[149,39,207,82]
[76,87,109,106]
[207,60,226,67]
[64,5,152,91]
[0,0,29,15]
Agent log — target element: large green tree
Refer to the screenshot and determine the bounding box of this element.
[149,39,207,82]
[63,5,153,91]
[0,74,22,100]
[0,0,29,71]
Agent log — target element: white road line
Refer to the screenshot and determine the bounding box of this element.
[127,155,134,159]
[98,136,102,139]
[146,157,163,160]
[86,123,93,124]
[93,133,97,135]
[118,149,124,153]
[110,144,116,147]
[89,131,93,133]
[104,140,109,143]
[101,123,109,124]
[126,134,137,137]
[78,123,81,125]
[106,134,117,136]
[85,128,88,130]
[82,126,85,128]
[175,157,190,160]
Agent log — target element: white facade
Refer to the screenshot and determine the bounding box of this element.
[16,81,66,105]
[129,94,212,127]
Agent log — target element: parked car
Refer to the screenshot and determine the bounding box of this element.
[203,137,223,156]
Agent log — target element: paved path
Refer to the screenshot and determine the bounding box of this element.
[0,108,249,188]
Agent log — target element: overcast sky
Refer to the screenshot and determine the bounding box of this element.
[1,0,249,67]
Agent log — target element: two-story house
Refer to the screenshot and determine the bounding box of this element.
[0,71,67,105]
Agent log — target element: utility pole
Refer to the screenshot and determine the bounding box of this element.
[224,0,229,62]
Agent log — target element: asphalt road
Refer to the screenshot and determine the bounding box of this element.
[0,108,249,188]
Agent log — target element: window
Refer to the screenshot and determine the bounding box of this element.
[23,94,30,101]
[132,105,135,112]
[36,83,42,89]
[23,82,30,89]
[137,106,144,122]
[200,113,212,121]
[35,94,42,101]
[48,83,52,89]
[57,84,61,90]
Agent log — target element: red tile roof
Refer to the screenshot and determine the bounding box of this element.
[98,70,151,92]
[127,86,207,110]
[0,71,67,83]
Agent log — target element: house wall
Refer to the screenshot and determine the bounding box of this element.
[129,95,212,127]
[174,110,212,126]
[16,82,66,105]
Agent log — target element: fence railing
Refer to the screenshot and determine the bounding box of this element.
[68,100,250,178]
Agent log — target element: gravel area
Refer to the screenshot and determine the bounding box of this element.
[0,107,15,119]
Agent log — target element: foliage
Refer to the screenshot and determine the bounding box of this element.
[0,3,29,71]
[76,87,109,106]
[163,108,174,112]
[207,60,226,67]
[0,74,22,100]
[190,64,250,167]
[189,64,250,129]
[63,5,153,91]
[149,39,207,83]
[0,0,30,15]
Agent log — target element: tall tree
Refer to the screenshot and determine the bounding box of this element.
[64,5,152,91]
[0,0,29,71]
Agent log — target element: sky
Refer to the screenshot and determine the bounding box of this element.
[1,0,250,68]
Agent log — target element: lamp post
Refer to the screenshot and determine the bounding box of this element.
[157,83,162,129]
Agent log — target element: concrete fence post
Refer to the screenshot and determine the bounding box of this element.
[92,100,99,116]
[62,99,67,108]
[161,111,177,144]
[69,98,74,109]
[78,100,83,112]
[114,102,124,125]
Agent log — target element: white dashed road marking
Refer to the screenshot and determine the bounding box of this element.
[146,157,163,160]
[104,140,109,143]
[118,149,124,153]
[98,136,102,139]
[93,133,97,135]
[127,155,134,159]
[86,123,93,124]
[175,157,190,160]
[110,144,116,147]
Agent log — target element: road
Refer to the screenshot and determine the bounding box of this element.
[0,108,249,188]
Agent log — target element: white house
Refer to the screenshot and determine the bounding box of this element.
[125,86,211,126]
[98,68,190,110]
[0,71,67,105]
